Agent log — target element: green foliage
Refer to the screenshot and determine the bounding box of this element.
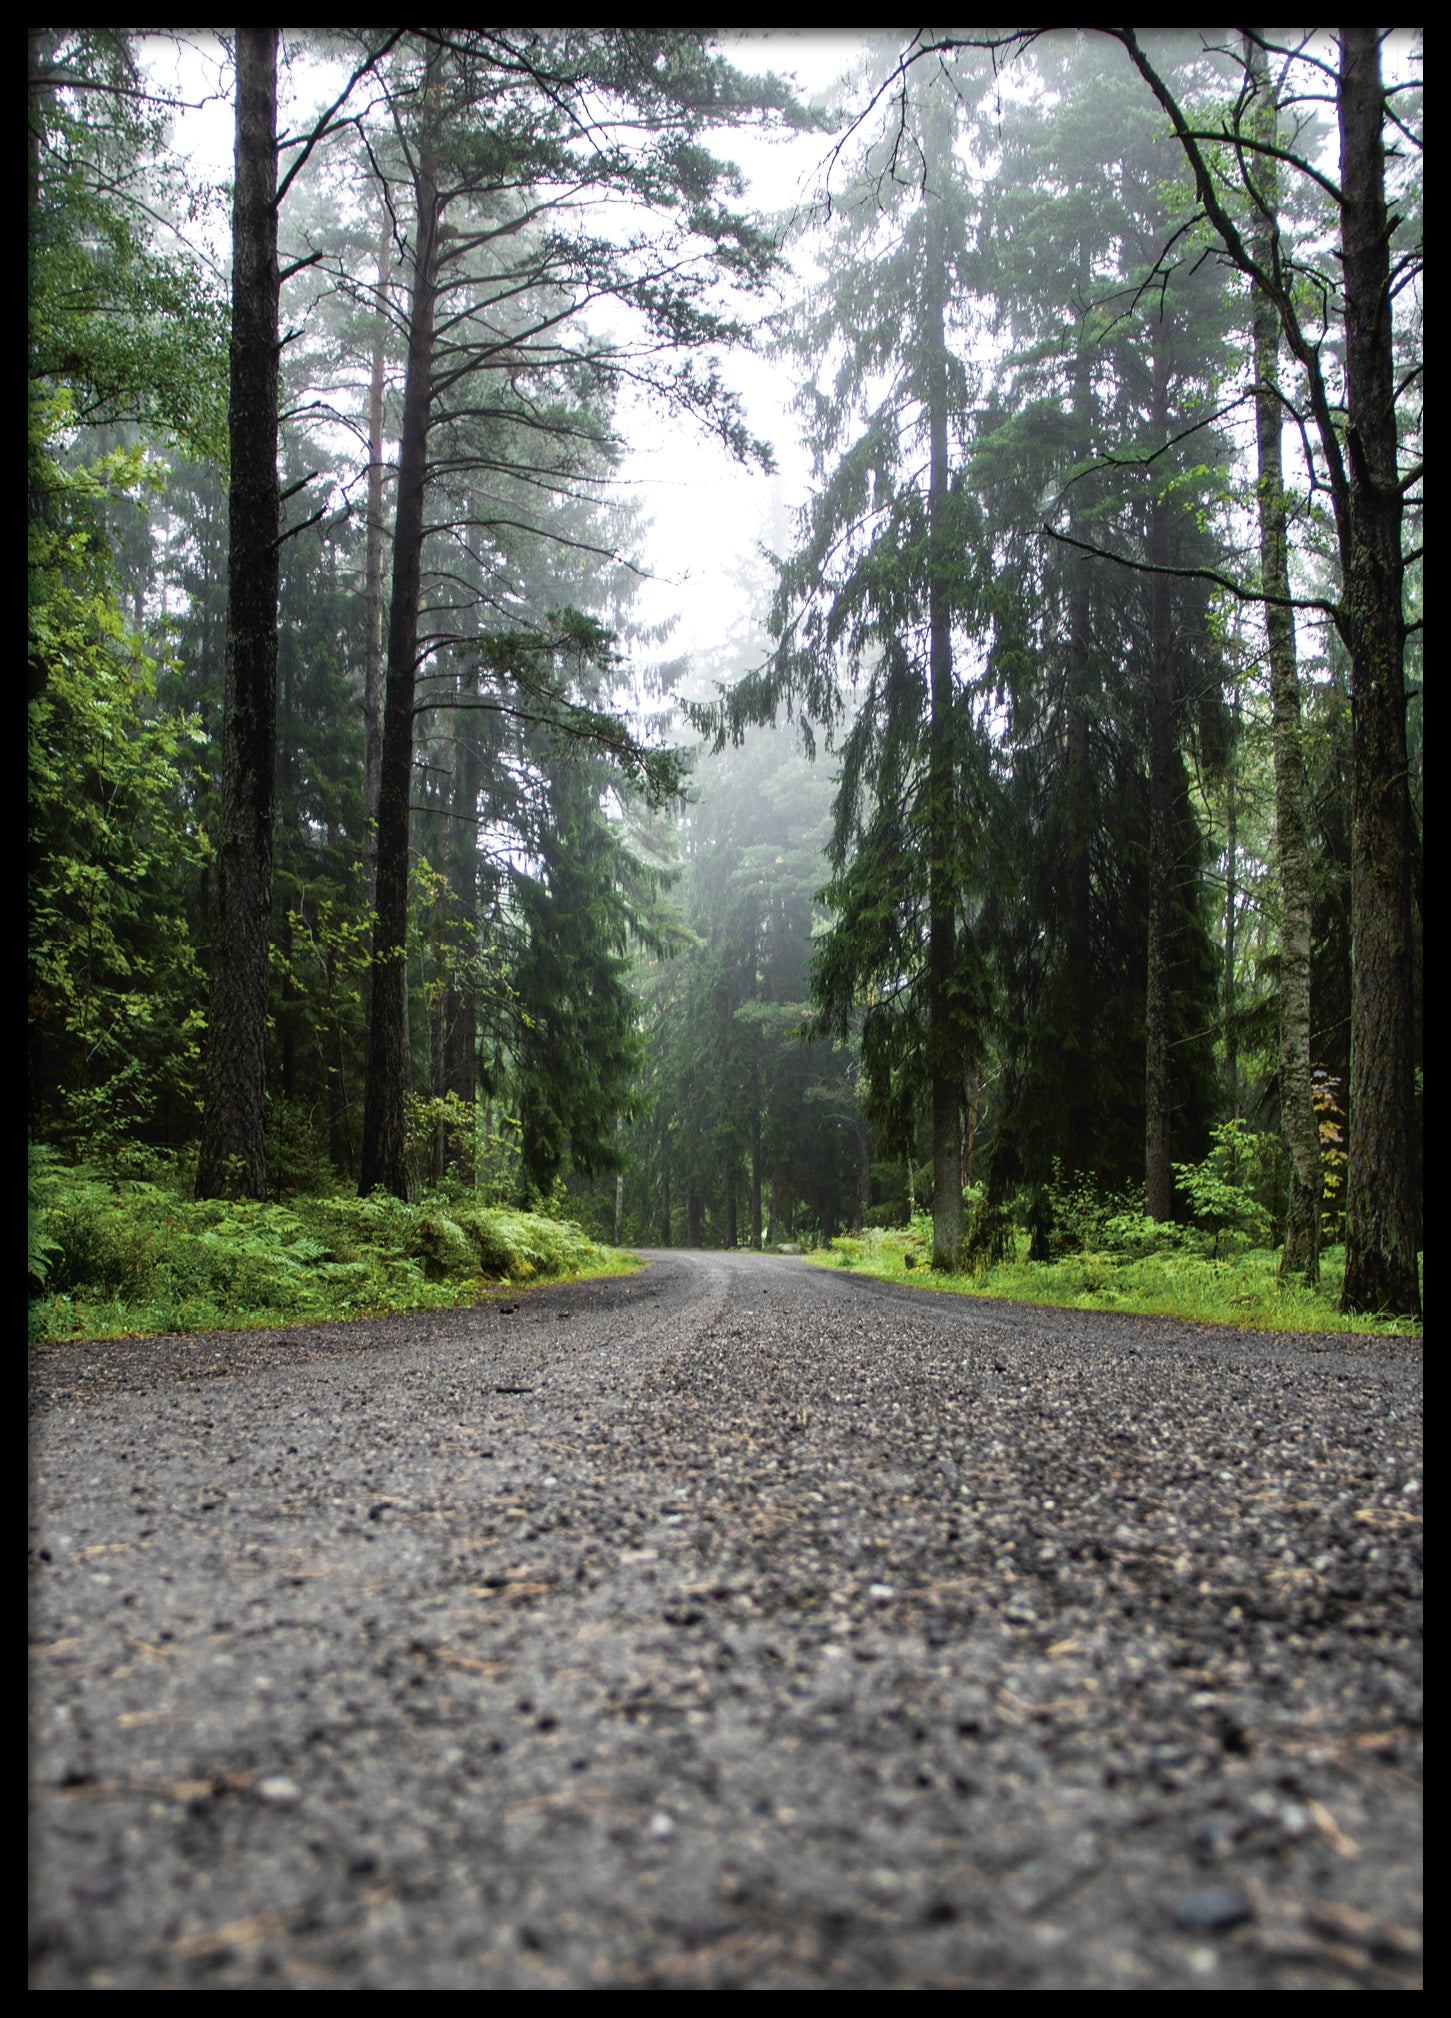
[29,30,229,459]
[1026,1161,1186,1260]
[27,1156,635,1344]
[28,430,210,1151]
[512,756,657,1202]
[1311,1068,1347,1240]
[1173,1119,1279,1257]
[28,1145,66,1290]
[815,1217,1420,1338]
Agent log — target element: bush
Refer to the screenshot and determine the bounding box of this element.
[1173,1120,1278,1258]
[412,1210,477,1282]
[28,1158,631,1344]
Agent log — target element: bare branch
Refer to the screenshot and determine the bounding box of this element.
[1041,523,1340,622]
[274,29,406,207]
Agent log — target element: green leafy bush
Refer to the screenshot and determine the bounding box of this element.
[1173,1119,1278,1257]
[27,1157,634,1344]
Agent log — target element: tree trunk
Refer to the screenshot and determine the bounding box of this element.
[750,1061,763,1248]
[360,201,392,1046]
[444,665,482,1124]
[430,864,447,1186]
[1246,35,1321,1283]
[1062,312,1097,1182]
[659,1170,671,1247]
[1336,30,1420,1318]
[687,1180,703,1248]
[923,146,962,1271]
[857,1100,872,1229]
[1223,681,1239,1150]
[613,1118,625,1246]
[1143,344,1176,1222]
[195,29,279,1202]
[360,112,442,1202]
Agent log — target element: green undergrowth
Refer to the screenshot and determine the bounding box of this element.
[816,1217,1422,1338]
[27,1154,639,1345]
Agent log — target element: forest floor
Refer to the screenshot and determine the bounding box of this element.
[29,1252,1421,1989]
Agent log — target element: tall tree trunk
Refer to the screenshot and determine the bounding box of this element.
[1143,343,1176,1222]
[1223,680,1239,1147]
[360,202,392,1046]
[1246,35,1321,1284]
[964,1068,981,1190]
[444,665,482,1123]
[924,151,962,1271]
[857,1100,872,1229]
[750,1059,763,1249]
[360,116,442,1201]
[1336,30,1420,1318]
[613,1114,625,1245]
[687,1179,703,1248]
[659,1170,671,1247]
[430,859,448,1186]
[195,29,279,1202]
[1059,292,1098,1183]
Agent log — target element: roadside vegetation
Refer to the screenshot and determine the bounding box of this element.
[817,1223,1420,1337]
[27,1148,638,1346]
[814,1127,1421,1338]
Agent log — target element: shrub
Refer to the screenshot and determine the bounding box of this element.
[28,1158,629,1344]
[412,1211,477,1282]
[1173,1120,1278,1258]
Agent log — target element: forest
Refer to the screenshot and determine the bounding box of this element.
[27,29,1422,1335]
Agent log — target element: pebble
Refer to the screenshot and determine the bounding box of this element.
[1171,1887,1253,1933]
[257,1775,302,1805]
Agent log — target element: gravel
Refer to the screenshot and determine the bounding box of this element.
[28,1250,1422,1988]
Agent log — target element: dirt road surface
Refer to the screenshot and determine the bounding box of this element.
[29,1250,1422,1988]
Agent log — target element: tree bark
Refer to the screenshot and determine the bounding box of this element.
[1223,682,1239,1153]
[613,1115,625,1245]
[444,667,482,1125]
[359,111,442,1201]
[1143,342,1175,1222]
[1246,35,1320,1283]
[360,201,392,1045]
[750,1059,763,1248]
[1062,320,1097,1182]
[1336,29,1420,1318]
[195,28,279,1202]
[923,144,962,1271]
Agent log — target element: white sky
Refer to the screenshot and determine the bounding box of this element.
[616,32,870,672]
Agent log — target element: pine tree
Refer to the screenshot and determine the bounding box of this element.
[357,29,800,1199]
[731,47,994,1269]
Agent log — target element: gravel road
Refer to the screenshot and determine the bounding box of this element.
[29,1249,1422,1989]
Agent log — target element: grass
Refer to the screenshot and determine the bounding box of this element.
[813,1217,1423,1338]
[27,1156,641,1346]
